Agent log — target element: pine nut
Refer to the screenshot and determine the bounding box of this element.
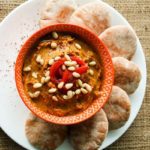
[89,69,94,75]
[23,66,31,72]
[36,55,44,65]
[67,90,73,99]
[62,65,66,70]
[64,61,77,67]
[71,61,77,65]
[83,83,92,92]
[39,59,44,65]
[52,32,58,39]
[34,91,41,97]
[51,42,57,49]
[54,56,61,61]
[45,76,50,82]
[72,72,80,78]
[65,54,71,61]
[58,82,64,89]
[33,83,42,88]
[41,77,46,84]
[52,96,58,101]
[65,83,73,89]
[29,91,40,98]
[32,72,38,78]
[75,43,81,49]
[72,91,75,96]
[48,59,54,65]
[36,55,41,62]
[64,61,71,66]
[89,61,96,66]
[48,88,57,93]
[45,70,50,77]
[77,79,83,87]
[75,89,81,95]
[28,92,34,98]
[64,61,72,66]
[63,95,69,100]
[81,88,88,94]
[68,66,75,71]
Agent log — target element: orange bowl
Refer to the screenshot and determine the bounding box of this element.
[15,24,114,125]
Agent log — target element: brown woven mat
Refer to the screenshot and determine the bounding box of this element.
[0,0,150,149]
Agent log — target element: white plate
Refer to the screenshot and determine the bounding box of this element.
[0,0,146,150]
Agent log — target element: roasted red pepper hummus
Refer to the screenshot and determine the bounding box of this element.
[22,32,102,116]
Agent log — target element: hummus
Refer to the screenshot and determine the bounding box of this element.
[22,32,102,116]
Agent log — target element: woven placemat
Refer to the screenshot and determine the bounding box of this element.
[0,0,150,149]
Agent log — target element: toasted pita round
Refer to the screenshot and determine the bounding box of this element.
[69,2,110,35]
[103,86,131,130]
[25,113,67,150]
[99,25,137,59]
[113,57,141,94]
[40,0,76,28]
[69,109,108,150]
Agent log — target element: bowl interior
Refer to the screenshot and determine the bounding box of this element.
[15,24,114,125]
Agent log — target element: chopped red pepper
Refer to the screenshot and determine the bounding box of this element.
[58,68,63,76]
[75,65,88,74]
[50,58,65,83]
[62,70,72,82]
[50,56,88,84]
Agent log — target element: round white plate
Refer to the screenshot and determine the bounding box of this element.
[0,0,146,150]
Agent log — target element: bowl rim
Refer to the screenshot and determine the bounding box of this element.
[15,23,114,125]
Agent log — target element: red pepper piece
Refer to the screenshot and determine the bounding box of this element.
[58,68,63,76]
[75,65,88,74]
[50,58,65,83]
[62,70,72,82]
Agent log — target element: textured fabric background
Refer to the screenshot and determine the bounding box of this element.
[0,0,150,149]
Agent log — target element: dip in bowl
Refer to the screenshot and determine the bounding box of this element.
[15,24,114,125]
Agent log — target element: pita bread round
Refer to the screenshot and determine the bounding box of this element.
[99,25,137,59]
[40,0,76,28]
[25,113,67,150]
[69,109,108,150]
[113,57,141,94]
[103,86,131,130]
[69,2,111,35]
